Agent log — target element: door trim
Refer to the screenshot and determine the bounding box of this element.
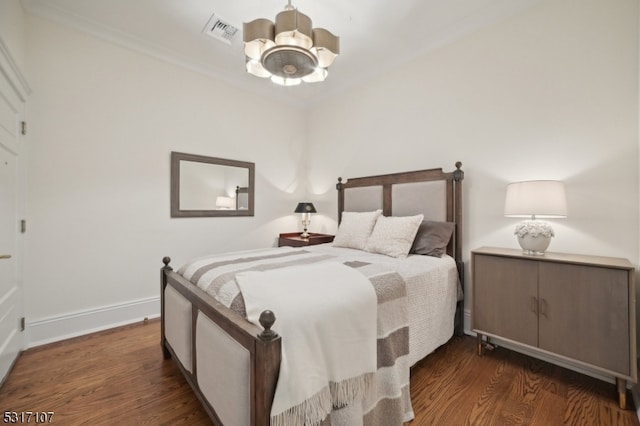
[0,37,31,101]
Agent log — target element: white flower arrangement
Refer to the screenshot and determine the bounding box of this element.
[514,220,554,238]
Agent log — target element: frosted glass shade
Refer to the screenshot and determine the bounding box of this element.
[311,28,340,68]
[270,75,301,86]
[301,67,328,83]
[243,19,276,60]
[245,58,271,78]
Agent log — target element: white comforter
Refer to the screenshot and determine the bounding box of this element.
[177,243,460,424]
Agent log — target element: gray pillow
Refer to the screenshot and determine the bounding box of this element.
[410,221,455,257]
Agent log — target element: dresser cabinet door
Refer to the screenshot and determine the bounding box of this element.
[538,263,630,375]
[473,255,539,347]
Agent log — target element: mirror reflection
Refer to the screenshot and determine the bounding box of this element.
[236,186,249,210]
[170,152,255,217]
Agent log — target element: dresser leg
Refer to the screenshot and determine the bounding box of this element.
[476,334,496,356]
[616,378,627,409]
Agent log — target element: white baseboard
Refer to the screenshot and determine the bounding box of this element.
[26,296,160,348]
[462,308,616,385]
[463,307,472,333]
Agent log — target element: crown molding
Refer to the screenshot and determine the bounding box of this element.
[21,0,227,79]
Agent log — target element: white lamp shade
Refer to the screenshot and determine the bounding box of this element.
[216,196,235,209]
[504,180,568,218]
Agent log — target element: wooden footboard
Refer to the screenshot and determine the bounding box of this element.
[161,257,280,425]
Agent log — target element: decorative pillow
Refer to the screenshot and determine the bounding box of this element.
[332,210,383,250]
[410,220,455,257]
[364,214,424,258]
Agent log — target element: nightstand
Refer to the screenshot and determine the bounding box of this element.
[278,232,334,247]
[472,247,636,409]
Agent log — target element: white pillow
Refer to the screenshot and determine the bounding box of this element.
[364,214,424,258]
[333,210,383,250]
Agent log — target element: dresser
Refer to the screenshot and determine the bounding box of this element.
[471,247,637,408]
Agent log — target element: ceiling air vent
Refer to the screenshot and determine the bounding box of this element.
[202,14,239,46]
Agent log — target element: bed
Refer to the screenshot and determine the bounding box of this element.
[160,162,464,425]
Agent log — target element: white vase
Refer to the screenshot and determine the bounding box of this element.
[517,234,551,255]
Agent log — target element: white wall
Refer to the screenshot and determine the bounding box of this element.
[23,15,307,345]
[17,0,640,344]
[306,0,640,325]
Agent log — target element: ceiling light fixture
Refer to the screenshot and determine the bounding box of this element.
[243,0,340,86]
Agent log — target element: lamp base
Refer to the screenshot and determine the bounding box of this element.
[300,218,311,239]
[514,220,554,255]
[517,234,551,255]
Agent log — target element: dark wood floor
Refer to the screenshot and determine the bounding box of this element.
[1,319,637,425]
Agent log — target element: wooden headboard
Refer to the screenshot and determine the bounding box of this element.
[336,162,464,262]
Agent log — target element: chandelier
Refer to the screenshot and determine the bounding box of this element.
[243,1,340,86]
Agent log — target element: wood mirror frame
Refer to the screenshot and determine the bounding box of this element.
[170,151,255,217]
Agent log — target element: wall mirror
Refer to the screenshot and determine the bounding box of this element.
[170,151,255,217]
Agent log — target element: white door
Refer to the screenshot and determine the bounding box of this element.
[0,67,25,382]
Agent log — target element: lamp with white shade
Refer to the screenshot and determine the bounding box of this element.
[504,180,568,255]
[216,196,235,210]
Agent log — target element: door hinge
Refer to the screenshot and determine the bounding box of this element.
[20,317,25,331]
[20,219,26,233]
[20,121,26,135]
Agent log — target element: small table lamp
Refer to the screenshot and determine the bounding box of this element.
[216,196,235,210]
[294,202,317,238]
[504,180,567,255]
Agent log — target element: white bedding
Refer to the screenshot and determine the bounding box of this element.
[172,243,460,425]
[179,243,460,366]
[304,244,460,365]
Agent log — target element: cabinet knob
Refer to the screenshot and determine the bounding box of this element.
[0,254,11,260]
[530,296,538,314]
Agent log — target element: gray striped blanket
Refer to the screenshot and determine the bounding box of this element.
[178,246,414,425]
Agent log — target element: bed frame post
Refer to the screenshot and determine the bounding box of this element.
[160,256,172,359]
[452,162,465,336]
[452,161,464,263]
[254,310,281,425]
[336,177,344,223]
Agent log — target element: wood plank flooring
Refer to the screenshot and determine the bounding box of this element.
[1,319,637,425]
